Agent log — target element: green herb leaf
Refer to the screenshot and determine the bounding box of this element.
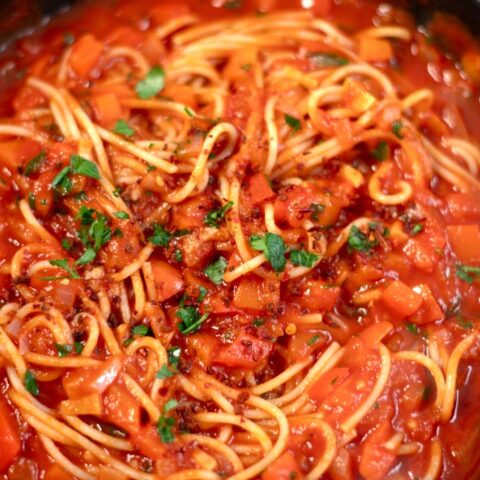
[347,225,377,253]
[410,223,424,236]
[149,224,171,247]
[64,32,75,46]
[28,192,36,210]
[224,0,242,8]
[49,259,80,279]
[198,286,208,302]
[309,52,349,66]
[157,364,175,379]
[392,120,404,139]
[184,106,194,118]
[90,214,111,251]
[75,247,96,266]
[310,202,325,221]
[114,211,130,220]
[307,335,320,346]
[456,264,480,284]
[174,249,183,263]
[71,155,100,180]
[167,346,181,370]
[372,141,388,162]
[157,414,175,443]
[136,66,166,99]
[204,257,227,285]
[52,166,72,191]
[74,341,84,354]
[177,306,208,335]
[249,233,286,272]
[24,151,46,176]
[25,370,39,396]
[164,399,178,412]
[290,249,319,268]
[132,324,150,336]
[406,322,419,335]
[55,343,72,357]
[113,119,135,137]
[284,114,301,133]
[204,201,234,228]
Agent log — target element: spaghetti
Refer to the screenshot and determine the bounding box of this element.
[0,0,480,479]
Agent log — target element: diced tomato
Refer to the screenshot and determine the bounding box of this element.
[131,425,166,460]
[357,321,394,347]
[233,276,280,311]
[91,93,124,128]
[150,260,184,301]
[447,224,480,263]
[359,421,397,480]
[261,451,303,480]
[0,139,43,172]
[343,78,376,113]
[63,356,123,399]
[403,238,435,273]
[409,284,443,325]
[274,184,314,228]
[214,332,272,368]
[103,381,140,434]
[171,195,214,230]
[185,332,219,366]
[381,281,423,317]
[105,26,144,47]
[328,447,354,480]
[0,397,21,472]
[308,367,351,403]
[44,465,72,480]
[296,280,340,311]
[69,34,103,78]
[358,36,393,62]
[447,193,480,222]
[13,86,47,112]
[246,173,275,205]
[60,393,103,416]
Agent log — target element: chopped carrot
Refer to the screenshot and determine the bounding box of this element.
[59,393,103,416]
[447,224,480,263]
[103,381,140,434]
[358,36,393,62]
[151,259,184,301]
[91,93,124,128]
[69,34,104,78]
[381,280,423,317]
[297,280,340,311]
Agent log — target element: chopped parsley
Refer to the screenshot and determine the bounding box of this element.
[174,249,183,263]
[149,224,172,247]
[204,201,234,228]
[24,151,45,177]
[392,120,404,139]
[204,257,227,285]
[61,238,72,251]
[54,343,73,357]
[74,341,84,354]
[76,207,111,259]
[52,155,100,194]
[167,346,181,370]
[136,66,166,99]
[253,318,265,327]
[310,202,325,221]
[157,399,178,443]
[63,32,75,46]
[48,259,80,279]
[309,52,349,66]
[184,106,194,118]
[372,141,388,162]
[410,223,424,236]
[113,119,135,137]
[456,264,480,284]
[75,247,96,266]
[28,192,36,210]
[114,211,130,220]
[177,304,208,335]
[25,370,39,396]
[157,364,175,379]
[284,114,301,133]
[347,225,378,253]
[132,324,150,336]
[224,0,242,8]
[406,322,419,335]
[249,232,286,272]
[290,249,319,268]
[307,335,320,346]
